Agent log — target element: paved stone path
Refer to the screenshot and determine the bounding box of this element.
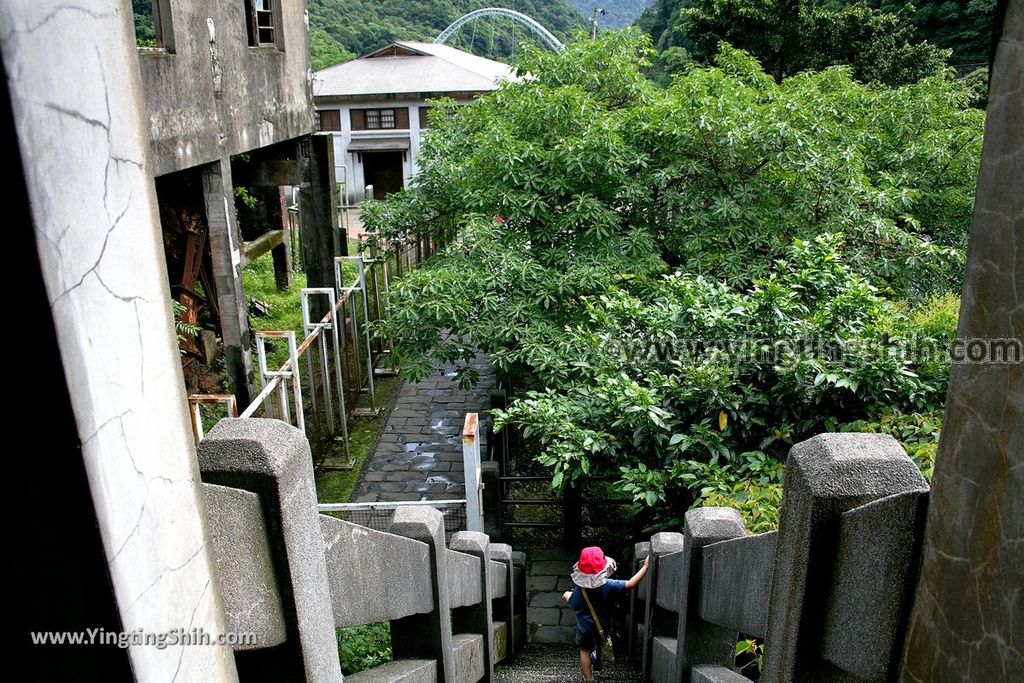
[496,644,641,682]
[353,355,495,502]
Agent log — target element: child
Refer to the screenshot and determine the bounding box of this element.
[561,546,650,682]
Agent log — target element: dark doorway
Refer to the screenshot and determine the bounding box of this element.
[362,151,405,199]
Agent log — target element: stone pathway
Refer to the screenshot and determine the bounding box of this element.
[496,644,641,683]
[353,355,495,502]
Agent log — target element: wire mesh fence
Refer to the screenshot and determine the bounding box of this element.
[318,500,468,544]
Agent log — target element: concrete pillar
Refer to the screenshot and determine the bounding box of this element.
[761,433,928,682]
[198,419,342,682]
[272,240,293,290]
[390,506,456,682]
[674,509,746,680]
[641,532,685,682]
[490,544,516,663]
[451,532,496,682]
[300,134,341,291]
[901,4,1024,680]
[627,541,651,665]
[202,156,254,405]
[0,2,237,679]
[511,551,528,654]
[273,186,293,290]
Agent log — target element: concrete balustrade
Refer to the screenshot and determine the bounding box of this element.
[196,419,527,682]
[623,432,932,683]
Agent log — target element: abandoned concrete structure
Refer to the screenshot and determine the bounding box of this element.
[138,0,341,405]
[313,42,514,203]
[5,0,1021,681]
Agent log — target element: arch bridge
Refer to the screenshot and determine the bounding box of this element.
[435,7,564,52]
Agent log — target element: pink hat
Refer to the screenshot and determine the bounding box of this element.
[577,547,607,574]
[571,546,617,588]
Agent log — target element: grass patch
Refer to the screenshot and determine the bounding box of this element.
[243,251,308,369]
[316,374,402,503]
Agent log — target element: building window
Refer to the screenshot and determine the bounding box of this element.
[133,0,174,51]
[418,107,431,129]
[318,110,341,132]
[351,108,408,131]
[245,0,276,47]
[365,109,395,129]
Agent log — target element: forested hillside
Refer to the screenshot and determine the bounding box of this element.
[636,0,995,85]
[873,0,996,65]
[309,0,586,69]
[566,0,655,28]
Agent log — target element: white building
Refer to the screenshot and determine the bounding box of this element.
[313,41,515,204]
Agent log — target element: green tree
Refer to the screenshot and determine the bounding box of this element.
[132,0,156,46]
[311,26,355,70]
[877,0,997,66]
[641,0,950,85]
[365,34,977,527]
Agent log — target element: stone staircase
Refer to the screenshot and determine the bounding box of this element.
[496,644,641,683]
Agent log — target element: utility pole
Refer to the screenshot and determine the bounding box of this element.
[590,7,605,39]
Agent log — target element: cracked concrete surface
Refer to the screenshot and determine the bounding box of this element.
[0,2,237,680]
[901,6,1024,680]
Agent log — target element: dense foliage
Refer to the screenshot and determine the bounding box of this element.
[132,0,156,46]
[365,34,978,529]
[875,0,997,65]
[309,0,585,68]
[637,0,992,85]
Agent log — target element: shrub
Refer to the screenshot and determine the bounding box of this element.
[336,622,391,676]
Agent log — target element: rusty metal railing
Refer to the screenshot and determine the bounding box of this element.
[187,229,447,466]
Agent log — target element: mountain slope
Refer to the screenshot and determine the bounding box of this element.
[310,1,586,69]
[567,0,655,29]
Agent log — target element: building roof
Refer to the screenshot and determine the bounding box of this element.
[313,41,515,99]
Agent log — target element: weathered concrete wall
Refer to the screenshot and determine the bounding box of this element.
[901,2,1024,680]
[140,0,313,177]
[447,549,483,610]
[204,483,287,649]
[320,515,434,627]
[0,2,238,679]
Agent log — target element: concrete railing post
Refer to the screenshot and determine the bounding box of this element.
[627,541,651,665]
[673,508,747,680]
[198,418,342,682]
[761,433,928,682]
[390,505,455,682]
[490,544,516,662]
[511,551,528,654]
[451,531,495,682]
[462,413,484,533]
[641,533,685,682]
